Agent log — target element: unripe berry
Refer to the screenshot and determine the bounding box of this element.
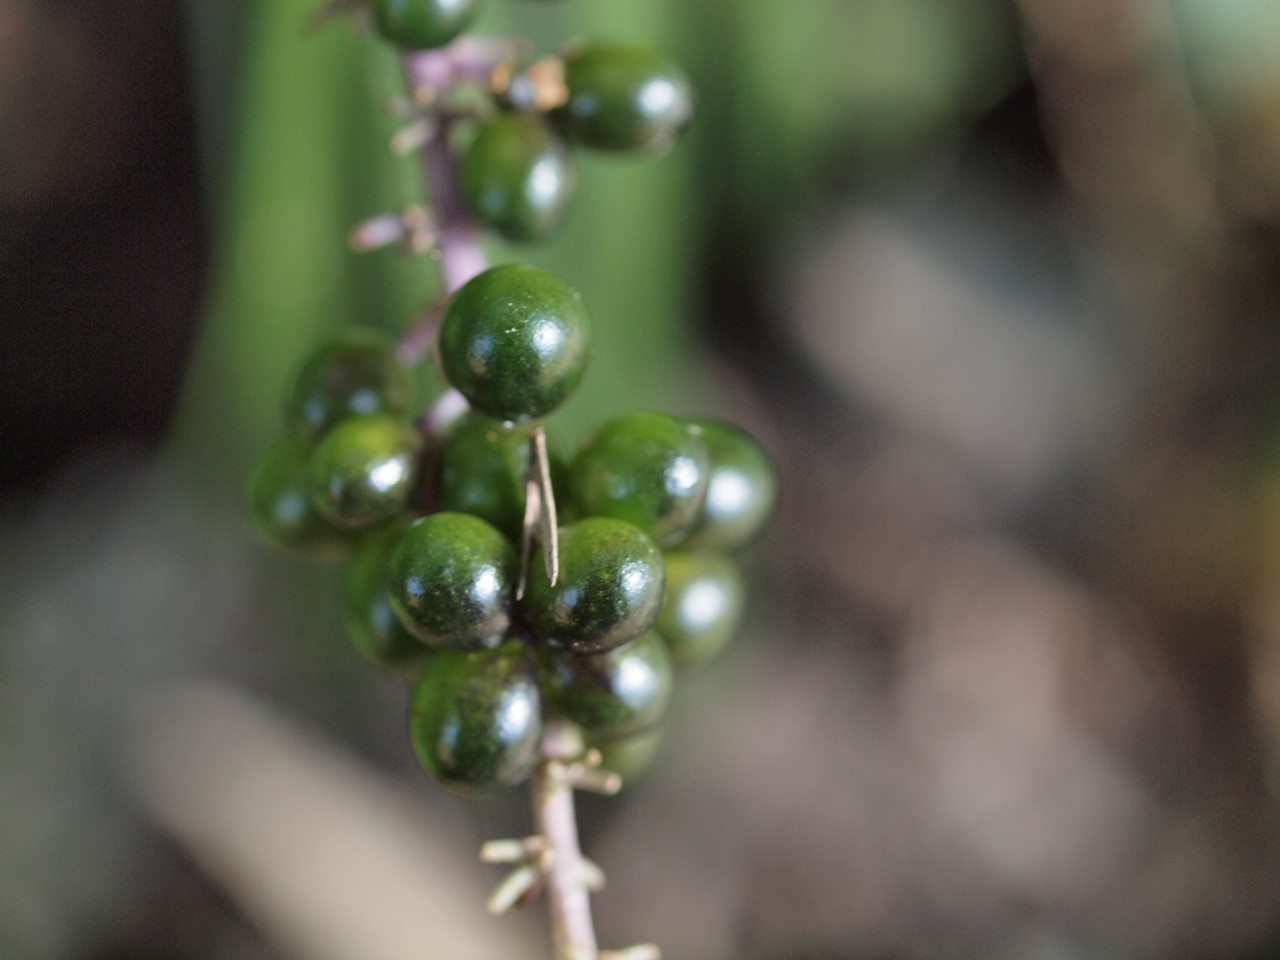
[308,414,421,528]
[555,42,693,153]
[387,512,517,649]
[369,0,479,50]
[439,265,591,422]
[409,642,543,797]
[569,411,710,547]
[522,517,665,654]
[285,328,410,436]
[545,630,673,740]
[461,112,576,243]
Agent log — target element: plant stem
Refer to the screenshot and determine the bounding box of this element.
[398,48,487,367]
[535,722,600,960]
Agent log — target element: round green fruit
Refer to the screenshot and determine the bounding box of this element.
[545,630,673,740]
[569,411,710,547]
[522,517,665,654]
[308,414,421,528]
[387,512,517,649]
[555,42,693,153]
[285,328,410,436]
[409,642,543,797]
[439,264,591,422]
[247,434,348,557]
[461,112,576,243]
[344,523,428,670]
[655,551,745,668]
[682,418,777,551]
[369,0,479,50]
[437,415,536,540]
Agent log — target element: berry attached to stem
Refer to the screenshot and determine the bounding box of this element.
[555,41,694,153]
[409,641,543,796]
[439,264,592,422]
[460,111,576,243]
[522,517,665,654]
[387,512,518,649]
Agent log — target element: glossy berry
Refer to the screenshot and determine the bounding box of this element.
[655,551,745,668]
[344,522,428,670]
[439,264,591,422]
[682,418,777,551]
[409,641,543,797]
[461,112,576,243]
[522,517,665,654]
[247,434,348,557]
[436,415,564,540]
[369,0,479,50]
[545,630,673,740]
[387,512,517,649]
[555,42,694,153]
[285,328,411,436]
[569,411,710,547]
[308,414,421,527]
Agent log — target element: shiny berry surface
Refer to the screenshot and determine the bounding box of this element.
[556,42,694,153]
[437,415,537,540]
[545,629,673,740]
[654,551,745,668]
[285,328,411,436]
[344,522,428,670]
[369,0,479,50]
[387,512,517,649]
[308,414,421,528]
[569,411,709,547]
[439,264,592,422]
[409,641,543,797]
[461,112,576,243]
[522,517,665,654]
[682,418,777,551]
[248,434,348,557]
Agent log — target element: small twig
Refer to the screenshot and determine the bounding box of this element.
[534,722,599,960]
[516,427,561,599]
[487,863,543,915]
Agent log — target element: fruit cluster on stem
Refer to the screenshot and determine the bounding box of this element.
[248,4,774,958]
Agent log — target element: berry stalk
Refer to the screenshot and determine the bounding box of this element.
[535,722,599,960]
[396,48,488,366]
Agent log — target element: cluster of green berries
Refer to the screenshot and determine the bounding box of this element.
[367,0,693,243]
[249,263,776,796]
[458,40,693,244]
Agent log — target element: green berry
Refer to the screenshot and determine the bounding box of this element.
[555,42,694,153]
[409,641,543,797]
[344,523,428,670]
[308,414,421,528]
[545,630,673,740]
[247,434,348,557]
[655,552,745,668]
[522,517,665,654]
[682,419,777,551]
[387,512,517,649]
[461,112,576,243]
[592,726,664,785]
[439,264,591,422]
[569,411,710,547]
[435,415,565,540]
[285,328,411,436]
[370,0,479,50]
